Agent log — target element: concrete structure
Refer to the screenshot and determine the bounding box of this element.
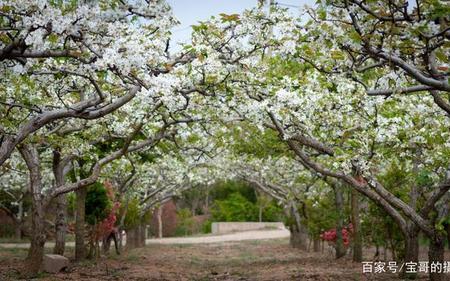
[211,222,285,235]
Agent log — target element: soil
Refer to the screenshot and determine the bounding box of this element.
[0,238,445,280]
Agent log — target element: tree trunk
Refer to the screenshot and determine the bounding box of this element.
[157,206,163,238]
[259,204,263,222]
[119,230,124,251]
[53,194,67,255]
[136,225,142,247]
[102,228,120,255]
[321,238,324,252]
[26,239,45,276]
[446,223,450,250]
[399,161,420,278]
[53,150,68,255]
[351,189,362,262]
[95,237,100,259]
[15,201,23,240]
[87,225,95,259]
[428,234,446,281]
[75,188,87,261]
[374,244,380,261]
[334,184,346,259]
[204,189,209,214]
[126,227,138,250]
[118,198,129,252]
[289,228,308,250]
[387,227,397,261]
[138,224,146,247]
[256,189,263,222]
[126,229,134,250]
[313,238,321,252]
[400,224,419,279]
[134,227,140,248]
[102,234,111,255]
[19,144,46,278]
[25,205,46,277]
[15,223,22,240]
[288,201,308,250]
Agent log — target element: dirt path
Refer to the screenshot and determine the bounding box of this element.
[146,229,290,244]
[0,229,290,249]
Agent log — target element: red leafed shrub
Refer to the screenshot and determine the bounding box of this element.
[93,181,121,241]
[320,224,353,246]
[96,202,120,239]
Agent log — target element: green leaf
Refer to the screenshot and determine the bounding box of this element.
[219,13,241,23]
[330,50,344,60]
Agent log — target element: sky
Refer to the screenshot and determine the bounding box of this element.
[166,0,315,48]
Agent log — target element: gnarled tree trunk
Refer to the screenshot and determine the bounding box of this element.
[53,194,67,255]
[26,203,46,277]
[19,144,46,277]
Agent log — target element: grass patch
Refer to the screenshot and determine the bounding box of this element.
[0,237,30,244]
[126,255,140,262]
[0,247,29,260]
[0,234,77,244]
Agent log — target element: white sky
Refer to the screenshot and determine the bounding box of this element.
[166,0,315,48]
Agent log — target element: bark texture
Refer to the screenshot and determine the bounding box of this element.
[19,145,46,277]
[53,194,67,255]
[75,188,87,261]
[351,189,362,262]
[288,202,308,250]
[126,227,139,250]
[333,184,346,259]
[313,238,321,252]
[428,234,445,281]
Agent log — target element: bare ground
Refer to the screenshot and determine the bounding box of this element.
[0,229,291,249]
[0,238,447,281]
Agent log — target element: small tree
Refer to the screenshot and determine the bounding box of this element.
[85,182,111,259]
[211,192,258,222]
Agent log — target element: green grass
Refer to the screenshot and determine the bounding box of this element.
[0,234,76,244]
[36,272,50,279]
[0,237,30,243]
[0,247,29,260]
[126,254,139,262]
